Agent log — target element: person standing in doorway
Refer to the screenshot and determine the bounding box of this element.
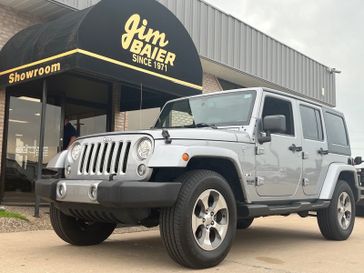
[63,117,78,150]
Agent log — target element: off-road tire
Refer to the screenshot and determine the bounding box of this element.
[50,204,116,246]
[160,170,237,269]
[317,180,355,241]
[237,218,254,229]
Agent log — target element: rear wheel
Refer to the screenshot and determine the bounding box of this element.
[50,204,116,246]
[317,180,355,240]
[237,218,254,229]
[160,170,237,269]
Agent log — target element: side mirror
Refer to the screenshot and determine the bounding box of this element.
[354,156,363,165]
[263,115,287,134]
[257,115,287,144]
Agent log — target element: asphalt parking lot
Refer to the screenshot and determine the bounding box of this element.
[1,215,364,273]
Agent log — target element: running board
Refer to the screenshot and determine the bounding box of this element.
[237,200,331,218]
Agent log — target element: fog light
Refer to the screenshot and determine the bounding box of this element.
[65,165,72,176]
[137,164,147,176]
[88,185,98,201]
[57,183,67,199]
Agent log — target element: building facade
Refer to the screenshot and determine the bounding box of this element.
[0,0,336,203]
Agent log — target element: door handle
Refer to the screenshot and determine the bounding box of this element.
[318,148,329,155]
[289,144,303,152]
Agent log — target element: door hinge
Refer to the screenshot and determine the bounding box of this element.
[302,178,310,187]
[256,177,265,186]
[255,146,265,155]
[245,174,255,185]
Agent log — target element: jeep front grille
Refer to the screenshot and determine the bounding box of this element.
[78,140,131,175]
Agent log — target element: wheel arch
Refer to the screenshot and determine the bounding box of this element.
[319,163,360,202]
[338,171,359,201]
[186,156,246,203]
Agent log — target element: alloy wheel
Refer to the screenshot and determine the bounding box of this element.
[192,189,229,251]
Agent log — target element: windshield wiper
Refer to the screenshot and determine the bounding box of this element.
[195,123,218,129]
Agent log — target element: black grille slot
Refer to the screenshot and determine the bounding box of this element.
[85,144,94,174]
[114,142,123,174]
[79,144,88,173]
[106,142,116,173]
[122,141,131,173]
[99,143,109,174]
[92,143,101,173]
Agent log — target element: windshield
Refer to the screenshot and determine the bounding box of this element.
[154,91,256,128]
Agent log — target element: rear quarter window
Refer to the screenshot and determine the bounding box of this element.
[324,111,350,155]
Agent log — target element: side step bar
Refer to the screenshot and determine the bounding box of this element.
[237,200,331,218]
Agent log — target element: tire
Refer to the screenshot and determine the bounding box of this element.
[160,170,237,269]
[317,180,356,241]
[50,204,116,246]
[237,218,254,230]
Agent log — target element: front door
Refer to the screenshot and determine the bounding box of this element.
[255,94,303,197]
[299,103,328,196]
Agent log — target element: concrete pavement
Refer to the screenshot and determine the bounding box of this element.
[1,215,364,273]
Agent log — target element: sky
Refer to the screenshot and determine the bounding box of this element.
[204,0,364,161]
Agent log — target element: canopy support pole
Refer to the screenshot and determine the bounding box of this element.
[34,80,47,218]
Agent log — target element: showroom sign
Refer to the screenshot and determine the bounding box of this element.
[0,0,203,96]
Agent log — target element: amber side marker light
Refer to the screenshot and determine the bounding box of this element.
[182,153,190,162]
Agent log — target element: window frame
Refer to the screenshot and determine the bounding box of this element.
[323,109,351,156]
[299,104,325,142]
[261,95,296,137]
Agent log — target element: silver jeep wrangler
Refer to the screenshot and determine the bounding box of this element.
[36,87,362,269]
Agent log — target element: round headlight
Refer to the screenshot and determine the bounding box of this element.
[71,143,82,161]
[137,138,153,160]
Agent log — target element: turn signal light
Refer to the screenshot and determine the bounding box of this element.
[182,153,190,162]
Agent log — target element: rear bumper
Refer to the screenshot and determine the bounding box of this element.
[36,179,181,208]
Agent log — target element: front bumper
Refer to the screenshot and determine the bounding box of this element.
[36,179,181,208]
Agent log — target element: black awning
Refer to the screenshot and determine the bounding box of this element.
[0,0,202,97]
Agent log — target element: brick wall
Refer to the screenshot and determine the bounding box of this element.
[202,73,223,93]
[0,5,41,49]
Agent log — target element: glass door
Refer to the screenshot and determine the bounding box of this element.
[4,95,61,203]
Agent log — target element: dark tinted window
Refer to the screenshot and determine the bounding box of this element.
[262,96,295,136]
[325,113,348,146]
[300,105,323,141]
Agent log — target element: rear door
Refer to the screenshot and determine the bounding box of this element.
[299,103,328,196]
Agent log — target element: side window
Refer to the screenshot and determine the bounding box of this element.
[262,96,295,136]
[300,105,324,141]
[325,112,349,147]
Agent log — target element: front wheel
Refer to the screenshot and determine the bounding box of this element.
[317,180,355,240]
[160,170,237,269]
[50,204,116,246]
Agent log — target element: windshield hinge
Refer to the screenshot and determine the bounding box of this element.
[162,129,172,144]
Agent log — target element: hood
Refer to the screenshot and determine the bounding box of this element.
[148,128,238,142]
[77,128,252,143]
